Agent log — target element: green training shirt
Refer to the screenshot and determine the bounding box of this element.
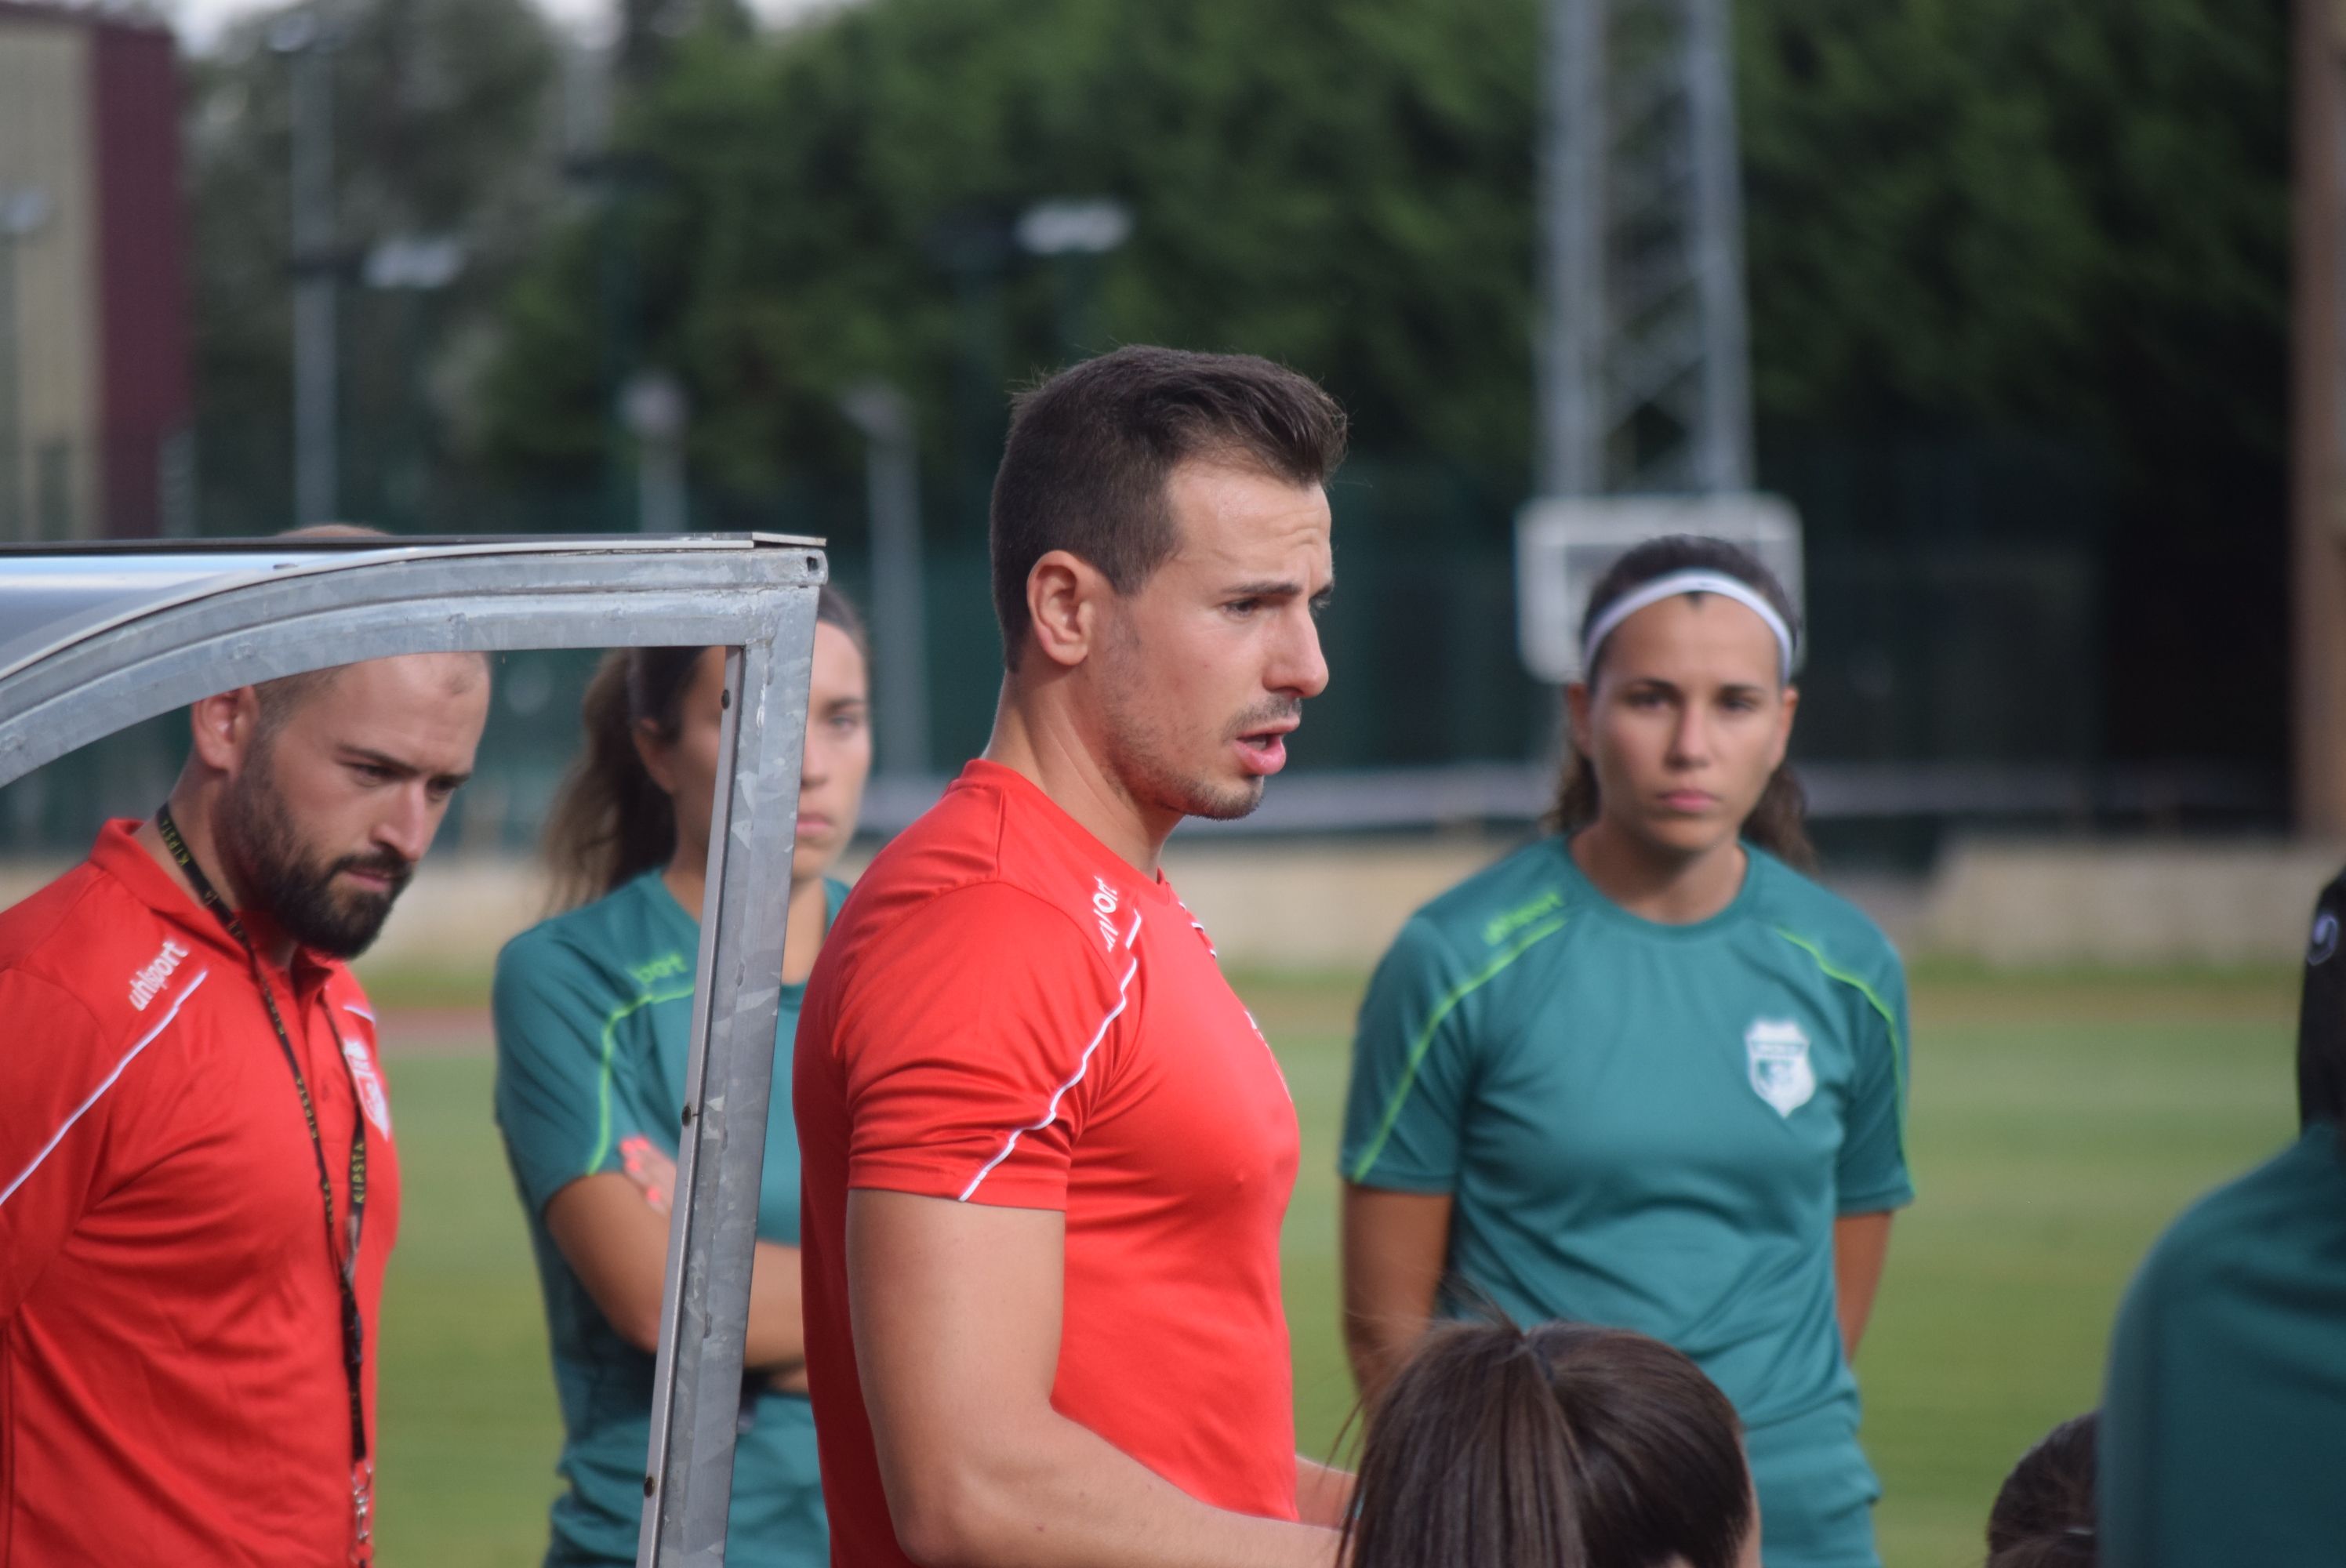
[2100,1120,2346,1568]
[1341,839,1912,1568]
[492,871,844,1568]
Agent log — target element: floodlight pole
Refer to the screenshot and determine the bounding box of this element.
[841,380,931,775]
[1534,0,1753,499]
[2293,0,2346,835]
[278,9,340,526]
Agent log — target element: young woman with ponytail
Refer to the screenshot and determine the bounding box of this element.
[1339,536,1913,1568]
[491,587,872,1567]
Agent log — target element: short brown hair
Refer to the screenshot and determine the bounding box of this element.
[989,345,1348,668]
[1345,1317,1752,1568]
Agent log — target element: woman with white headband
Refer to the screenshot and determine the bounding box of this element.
[1339,534,1912,1568]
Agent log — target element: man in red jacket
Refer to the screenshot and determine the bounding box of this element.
[796,347,1352,1568]
[0,651,488,1566]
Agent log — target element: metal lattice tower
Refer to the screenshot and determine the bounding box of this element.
[1536,0,1752,499]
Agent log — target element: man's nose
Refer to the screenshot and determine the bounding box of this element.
[377,787,437,863]
[1278,608,1330,699]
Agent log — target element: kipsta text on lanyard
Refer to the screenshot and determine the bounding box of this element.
[154,803,375,1563]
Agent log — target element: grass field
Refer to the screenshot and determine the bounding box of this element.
[367,965,2301,1568]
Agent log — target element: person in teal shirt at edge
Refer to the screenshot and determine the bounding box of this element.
[492,586,872,1568]
[2099,866,2346,1567]
[1341,536,1912,1568]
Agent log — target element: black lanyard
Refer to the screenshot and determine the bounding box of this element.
[155,804,372,1556]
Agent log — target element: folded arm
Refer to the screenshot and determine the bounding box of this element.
[545,1169,808,1385]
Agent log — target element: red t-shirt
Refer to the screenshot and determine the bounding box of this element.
[795,760,1302,1566]
[0,820,399,1566]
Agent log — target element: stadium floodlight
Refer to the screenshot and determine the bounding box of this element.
[1515,493,1803,684]
[0,532,826,1567]
[1014,198,1133,257]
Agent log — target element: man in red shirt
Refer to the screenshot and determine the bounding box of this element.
[796,346,1350,1568]
[0,652,489,1566]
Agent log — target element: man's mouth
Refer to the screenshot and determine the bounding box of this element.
[1235,720,1298,778]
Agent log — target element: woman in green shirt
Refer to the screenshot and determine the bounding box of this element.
[1342,536,1912,1568]
[492,589,872,1567]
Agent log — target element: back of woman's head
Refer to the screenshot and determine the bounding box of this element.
[542,585,867,909]
[1346,1319,1753,1568]
[1985,1413,2097,1568]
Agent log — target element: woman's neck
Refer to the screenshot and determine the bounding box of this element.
[661,852,830,985]
[1570,819,1747,926]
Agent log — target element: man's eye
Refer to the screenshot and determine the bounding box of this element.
[1226,599,1260,617]
[354,764,393,782]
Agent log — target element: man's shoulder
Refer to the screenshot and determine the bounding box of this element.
[0,858,196,1040]
[837,779,1113,967]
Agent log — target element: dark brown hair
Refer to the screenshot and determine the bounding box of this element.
[988,345,1348,669]
[541,586,867,909]
[1986,1413,2097,1568]
[1344,1318,1752,1568]
[1549,533,1814,872]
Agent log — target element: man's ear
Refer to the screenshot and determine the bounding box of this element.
[1025,550,1110,670]
[189,688,263,775]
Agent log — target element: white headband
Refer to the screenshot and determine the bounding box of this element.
[1581,569,1796,684]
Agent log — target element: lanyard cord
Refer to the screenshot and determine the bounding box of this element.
[154,805,370,1489]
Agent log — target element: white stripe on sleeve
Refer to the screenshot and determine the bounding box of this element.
[958,909,1142,1203]
[1,967,210,1210]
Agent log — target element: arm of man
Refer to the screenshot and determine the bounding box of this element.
[1340,1183,1454,1402]
[1291,1459,1354,1530]
[1832,1210,1894,1360]
[545,1172,808,1380]
[851,1189,1338,1568]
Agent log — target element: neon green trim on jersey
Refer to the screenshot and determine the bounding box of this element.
[585,979,697,1174]
[1770,926,1910,1167]
[1347,914,1571,1183]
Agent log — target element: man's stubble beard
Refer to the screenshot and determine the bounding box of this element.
[215,747,413,959]
[1095,625,1267,825]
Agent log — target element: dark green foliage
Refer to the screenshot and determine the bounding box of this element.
[478,0,2284,534]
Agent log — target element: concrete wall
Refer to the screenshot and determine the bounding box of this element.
[1919,837,2345,969]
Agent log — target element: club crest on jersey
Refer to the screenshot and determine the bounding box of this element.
[1745,1018,1816,1117]
[343,1033,394,1138]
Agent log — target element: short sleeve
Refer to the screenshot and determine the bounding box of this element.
[1834,946,1914,1214]
[832,882,1124,1211]
[492,931,629,1214]
[0,974,121,1324]
[1339,915,1480,1192]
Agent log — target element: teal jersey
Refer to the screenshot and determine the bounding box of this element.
[492,872,844,1568]
[2101,1121,2346,1568]
[1341,840,1912,1568]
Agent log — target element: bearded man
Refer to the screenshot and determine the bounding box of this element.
[0,650,491,1566]
[794,346,1351,1568]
